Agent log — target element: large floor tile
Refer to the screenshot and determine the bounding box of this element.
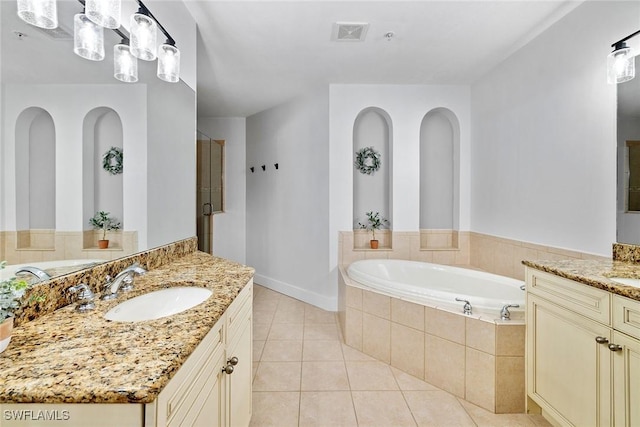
[261,340,303,361]
[253,340,265,361]
[303,340,344,361]
[299,391,358,427]
[268,323,304,340]
[250,391,300,427]
[301,361,350,391]
[305,306,338,324]
[458,399,539,427]
[253,323,271,341]
[346,360,399,390]
[351,391,416,427]
[403,390,475,426]
[341,343,376,361]
[272,307,305,324]
[304,323,340,340]
[391,367,439,391]
[253,361,302,391]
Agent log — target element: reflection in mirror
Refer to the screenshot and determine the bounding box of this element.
[618,55,640,244]
[1,1,196,281]
[196,132,224,253]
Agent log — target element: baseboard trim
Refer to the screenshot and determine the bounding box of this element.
[254,273,337,312]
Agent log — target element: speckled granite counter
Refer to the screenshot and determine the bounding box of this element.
[0,251,254,404]
[522,258,640,302]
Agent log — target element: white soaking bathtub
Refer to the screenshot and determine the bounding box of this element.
[346,259,524,315]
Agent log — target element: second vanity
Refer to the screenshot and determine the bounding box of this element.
[523,258,640,427]
[0,242,254,427]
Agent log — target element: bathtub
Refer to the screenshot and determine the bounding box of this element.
[339,259,527,413]
[347,259,524,315]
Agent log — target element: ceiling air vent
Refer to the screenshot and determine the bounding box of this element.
[332,22,369,42]
[33,24,72,40]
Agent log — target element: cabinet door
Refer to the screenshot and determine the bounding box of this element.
[527,294,612,427]
[612,331,640,427]
[190,349,226,427]
[226,310,252,427]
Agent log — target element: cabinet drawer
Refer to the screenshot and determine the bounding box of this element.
[228,280,253,336]
[526,268,610,325]
[613,295,640,340]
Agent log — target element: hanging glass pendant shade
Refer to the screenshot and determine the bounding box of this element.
[607,42,635,84]
[85,0,121,29]
[74,13,105,61]
[114,42,138,83]
[17,0,57,29]
[157,42,180,83]
[130,10,157,61]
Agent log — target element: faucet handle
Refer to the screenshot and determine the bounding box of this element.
[500,304,520,320]
[455,298,472,315]
[68,283,96,312]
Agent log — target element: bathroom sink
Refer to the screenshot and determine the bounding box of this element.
[608,277,640,288]
[104,287,212,322]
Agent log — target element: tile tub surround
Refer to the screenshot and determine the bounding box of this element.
[0,248,254,404]
[13,237,197,326]
[338,268,526,414]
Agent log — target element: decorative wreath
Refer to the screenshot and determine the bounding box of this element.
[103,147,123,175]
[354,146,381,175]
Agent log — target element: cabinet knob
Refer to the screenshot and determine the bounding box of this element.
[595,336,609,344]
[228,356,239,366]
[222,364,235,375]
[608,344,623,352]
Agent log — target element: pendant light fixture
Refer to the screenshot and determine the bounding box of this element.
[17,0,57,29]
[157,41,180,83]
[607,41,635,84]
[85,0,121,29]
[130,7,157,61]
[74,12,105,61]
[114,40,138,83]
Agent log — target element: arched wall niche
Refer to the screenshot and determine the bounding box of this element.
[15,107,56,249]
[419,107,460,249]
[352,107,392,249]
[82,107,124,249]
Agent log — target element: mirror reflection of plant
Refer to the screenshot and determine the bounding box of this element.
[358,211,389,241]
[89,211,122,240]
[0,261,29,323]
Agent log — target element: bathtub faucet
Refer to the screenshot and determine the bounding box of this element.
[500,304,520,320]
[455,298,472,315]
[15,266,51,282]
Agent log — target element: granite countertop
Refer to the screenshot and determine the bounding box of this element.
[523,258,640,302]
[0,252,254,405]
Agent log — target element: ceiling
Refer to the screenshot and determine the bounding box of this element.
[185,1,581,118]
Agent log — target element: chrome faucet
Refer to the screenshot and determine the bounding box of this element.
[68,283,96,312]
[15,266,51,282]
[500,304,520,320]
[101,263,146,300]
[455,298,473,315]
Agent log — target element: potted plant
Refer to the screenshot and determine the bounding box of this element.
[89,211,122,249]
[358,211,389,249]
[0,261,28,353]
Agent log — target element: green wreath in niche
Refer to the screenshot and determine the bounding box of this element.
[354,146,381,175]
[103,147,123,175]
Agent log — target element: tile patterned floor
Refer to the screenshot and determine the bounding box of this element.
[251,285,551,427]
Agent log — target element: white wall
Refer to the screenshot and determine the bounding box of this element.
[246,87,332,309]
[470,1,626,256]
[197,117,247,264]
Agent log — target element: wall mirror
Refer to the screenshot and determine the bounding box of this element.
[617,55,640,244]
[1,1,196,281]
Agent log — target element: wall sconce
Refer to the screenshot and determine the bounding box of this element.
[608,30,640,84]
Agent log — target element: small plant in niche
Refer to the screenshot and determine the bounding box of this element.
[89,211,122,249]
[0,261,29,353]
[358,211,389,249]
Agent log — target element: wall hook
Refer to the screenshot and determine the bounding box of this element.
[274,163,279,170]
[250,167,254,173]
[261,165,266,171]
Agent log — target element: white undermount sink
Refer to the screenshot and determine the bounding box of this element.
[608,277,640,288]
[104,287,213,322]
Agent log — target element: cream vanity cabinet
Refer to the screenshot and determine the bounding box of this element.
[526,269,640,427]
[1,281,252,427]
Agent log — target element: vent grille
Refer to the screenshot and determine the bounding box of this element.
[33,24,72,40]
[332,22,369,42]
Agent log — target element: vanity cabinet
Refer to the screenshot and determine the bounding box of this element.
[0,280,253,427]
[526,269,640,427]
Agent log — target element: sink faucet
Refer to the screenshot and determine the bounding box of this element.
[68,283,96,312]
[101,263,146,300]
[15,266,51,282]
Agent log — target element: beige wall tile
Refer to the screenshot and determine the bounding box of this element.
[346,286,363,310]
[345,308,363,350]
[465,347,496,412]
[425,334,465,397]
[495,356,526,413]
[364,250,389,260]
[466,317,496,355]
[362,312,391,363]
[363,290,391,319]
[390,323,425,379]
[342,246,366,266]
[388,234,411,260]
[495,324,525,357]
[432,250,456,265]
[425,307,466,345]
[391,298,424,331]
